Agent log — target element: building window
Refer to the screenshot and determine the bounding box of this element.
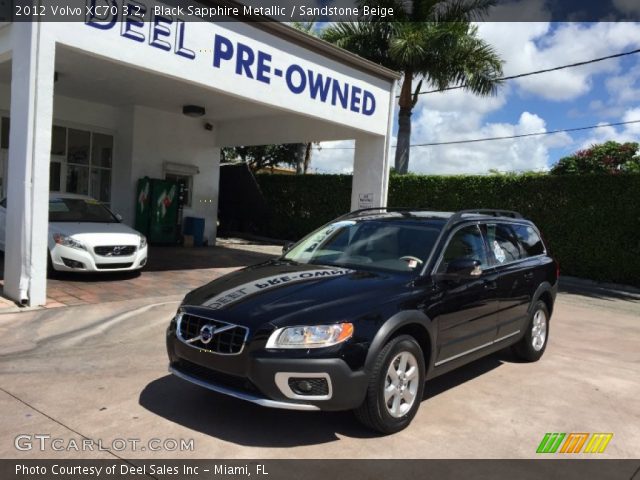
[54,127,113,203]
[0,120,114,204]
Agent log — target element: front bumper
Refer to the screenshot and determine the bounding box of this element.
[167,331,369,412]
[50,244,148,272]
[169,365,320,411]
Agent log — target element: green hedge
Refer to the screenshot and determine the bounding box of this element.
[255,173,640,286]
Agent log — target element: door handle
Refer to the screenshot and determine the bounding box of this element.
[524,273,534,281]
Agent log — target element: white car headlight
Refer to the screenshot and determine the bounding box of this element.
[53,233,86,251]
[139,235,147,248]
[266,323,354,349]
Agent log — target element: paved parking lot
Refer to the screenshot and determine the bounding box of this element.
[0,240,280,311]
[0,249,638,460]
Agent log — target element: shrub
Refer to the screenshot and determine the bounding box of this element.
[255,173,640,286]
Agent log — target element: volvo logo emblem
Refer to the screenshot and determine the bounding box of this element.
[105,246,124,257]
[200,324,215,344]
[185,322,237,345]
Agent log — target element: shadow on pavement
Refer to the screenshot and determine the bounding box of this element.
[139,354,507,447]
[143,246,276,272]
[139,374,376,447]
[424,353,506,399]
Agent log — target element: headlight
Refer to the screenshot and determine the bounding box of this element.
[139,235,147,248]
[53,233,86,251]
[266,323,354,349]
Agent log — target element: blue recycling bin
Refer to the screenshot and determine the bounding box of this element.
[183,216,205,246]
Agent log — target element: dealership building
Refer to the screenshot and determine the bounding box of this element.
[0,3,398,306]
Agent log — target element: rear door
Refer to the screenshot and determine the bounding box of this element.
[430,224,500,365]
[486,222,544,341]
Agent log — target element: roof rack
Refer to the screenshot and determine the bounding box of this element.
[336,207,424,220]
[339,207,523,223]
[447,209,523,226]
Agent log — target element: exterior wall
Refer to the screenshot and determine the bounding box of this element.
[0,83,119,129]
[129,105,220,243]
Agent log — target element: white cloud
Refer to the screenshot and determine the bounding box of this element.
[313,22,640,175]
[605,62,640,104]
[478,22,640,101]
[310,140,355,174]
[577,108,640,149]
[406,93,572,174]
[314,89,571,175]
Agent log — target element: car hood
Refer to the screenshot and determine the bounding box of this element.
[181,260,414,329]
[49,222,142,246]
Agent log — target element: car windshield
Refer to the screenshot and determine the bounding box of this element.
[49,198,117,223]
[283,218,443,273]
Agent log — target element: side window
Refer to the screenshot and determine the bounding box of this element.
[512,224,544,257]
[486,223,523,264]
[440,225,488,272]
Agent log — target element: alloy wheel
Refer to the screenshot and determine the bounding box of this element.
[384,351,419,418]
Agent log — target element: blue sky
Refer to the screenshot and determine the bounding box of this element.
[313,22,640,174]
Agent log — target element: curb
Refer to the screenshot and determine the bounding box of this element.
[559,276,640,299]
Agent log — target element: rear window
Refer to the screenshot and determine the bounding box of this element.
[512,224,545,257]
[486,223,523,264]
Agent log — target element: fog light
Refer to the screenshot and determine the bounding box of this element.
[296,381,313,393]
[61,257,85,269]
[289,377,329,396]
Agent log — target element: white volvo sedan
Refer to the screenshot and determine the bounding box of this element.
[0,193,148,273]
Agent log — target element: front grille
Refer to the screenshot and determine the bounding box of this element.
[173,359,258,393]
[177,313,248,355]
[95,262,134,269]
[94,245,137,257]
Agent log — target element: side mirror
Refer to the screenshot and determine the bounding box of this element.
[445,258,483,279]
[115,213,123,222]
[282,241,294,255]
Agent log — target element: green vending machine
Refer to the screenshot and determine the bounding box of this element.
[135,177,184,244]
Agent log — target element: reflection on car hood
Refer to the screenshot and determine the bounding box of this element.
[49,222,142,246]
[182,261,414,328]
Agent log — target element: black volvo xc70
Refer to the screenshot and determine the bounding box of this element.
[167,209,558,433]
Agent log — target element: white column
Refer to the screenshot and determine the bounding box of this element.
[351,134,391,211]
[3,23,55,306]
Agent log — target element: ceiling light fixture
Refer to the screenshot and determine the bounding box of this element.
[182,105,206,117]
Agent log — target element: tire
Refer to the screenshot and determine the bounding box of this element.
[354,335,425,434]
[512,300,550,362]
[46,251,58,279]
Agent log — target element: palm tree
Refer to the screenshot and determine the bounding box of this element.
[323,0,504,174]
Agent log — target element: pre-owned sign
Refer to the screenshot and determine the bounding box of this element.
[85,0,378,117]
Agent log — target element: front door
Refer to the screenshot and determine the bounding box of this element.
[429,224,499,365]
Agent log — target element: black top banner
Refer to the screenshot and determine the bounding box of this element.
[4,0,640,22]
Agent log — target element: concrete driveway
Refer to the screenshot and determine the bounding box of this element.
[0,272,638,459]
